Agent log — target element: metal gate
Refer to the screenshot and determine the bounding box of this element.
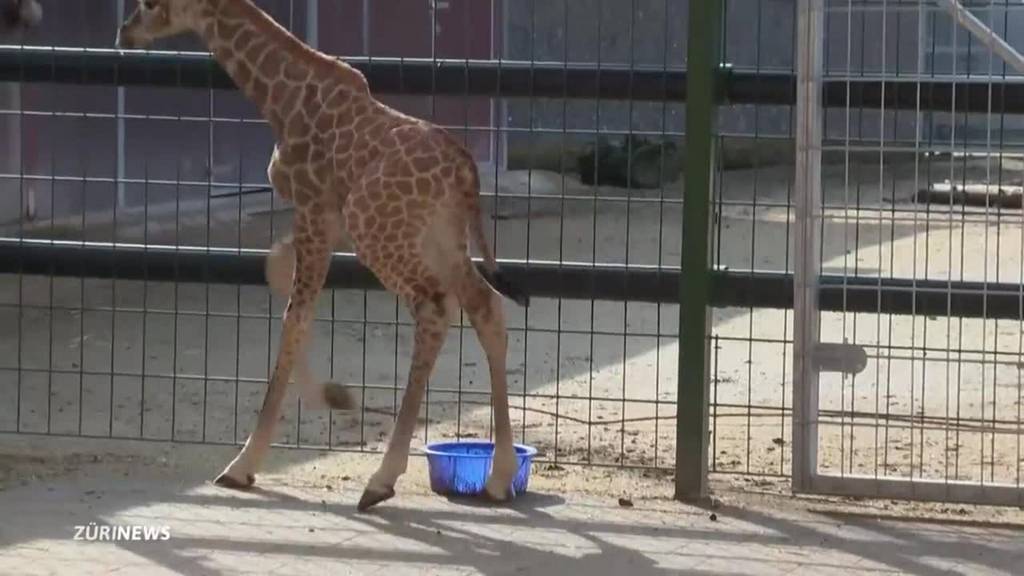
[793,0,1024,506]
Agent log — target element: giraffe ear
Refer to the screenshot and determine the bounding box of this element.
[140,0,168,21]
[137,0,173,29]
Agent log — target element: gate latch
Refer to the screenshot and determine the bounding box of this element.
[813,342,867,375]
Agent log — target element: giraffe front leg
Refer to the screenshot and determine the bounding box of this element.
[266,235,356,412]
[215,229,332,489]
[214,303,311,489]
[358,296,450,511]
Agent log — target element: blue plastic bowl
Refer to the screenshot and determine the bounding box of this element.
[423,441,538,497]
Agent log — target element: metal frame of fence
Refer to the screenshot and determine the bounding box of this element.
[1,0,714,498]
[1,0,1022,506]
[792,0,1024,507]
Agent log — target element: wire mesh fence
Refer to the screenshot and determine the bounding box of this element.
[1,0,1021,502]
[795,0,1024,504]
[708,0,797,479]
[0,0,693,475]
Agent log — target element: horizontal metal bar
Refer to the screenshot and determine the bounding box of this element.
[0,239,675,302]
[819,75,1024,115]
[0,47,688,102]
[2,240,1023,319]
[803,473,1022,507]
[4,47,1024,111]
[1,365,677,407]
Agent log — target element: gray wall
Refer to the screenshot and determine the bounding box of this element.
[503,1,1024,145]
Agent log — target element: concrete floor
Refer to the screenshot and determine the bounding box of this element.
[0,435,1022,576]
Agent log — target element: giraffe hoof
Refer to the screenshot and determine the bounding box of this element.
[357,486,395,512]
[323,382,356,410]
[214,472,256,490]
[482,483,516,503]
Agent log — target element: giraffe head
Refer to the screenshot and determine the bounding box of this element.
[116,0,202,49]
[2,0,43,31]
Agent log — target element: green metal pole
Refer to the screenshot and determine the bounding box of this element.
[676,0,722,501]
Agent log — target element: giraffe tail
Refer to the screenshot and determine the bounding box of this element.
[461,160,529,308]
[485,267,530,308]
[468,215,529,307]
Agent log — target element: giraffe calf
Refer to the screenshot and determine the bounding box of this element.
[117,0,530,511]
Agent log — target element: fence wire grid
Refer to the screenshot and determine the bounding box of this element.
[1,0,1022,501]
[805,0,1024,498]
[1,0,695,476]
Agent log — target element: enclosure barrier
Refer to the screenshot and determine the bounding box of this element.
[2,46,1021,317]
[4,0,1024,507]
[7,46,1024,113]
[5,238,1024,318]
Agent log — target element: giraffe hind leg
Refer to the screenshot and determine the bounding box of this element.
[265,236,356,411]
[358,294,451,511]
[457,264,518,502]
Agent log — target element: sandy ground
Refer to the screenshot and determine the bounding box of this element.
[0,163,1023,495]
[0,435,1022,575]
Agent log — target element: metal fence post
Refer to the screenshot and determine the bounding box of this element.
[792,0,824,495]
[676,0,722,501]
[305,0,319,49]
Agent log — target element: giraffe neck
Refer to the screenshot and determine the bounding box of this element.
[193,0,365,137]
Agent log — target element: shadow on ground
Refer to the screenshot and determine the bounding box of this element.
[1,438,1021,575]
